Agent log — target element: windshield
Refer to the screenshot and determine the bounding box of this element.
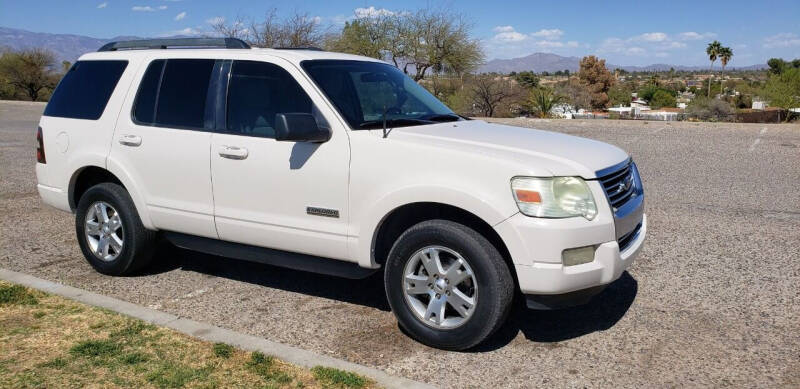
[301,60,459,129]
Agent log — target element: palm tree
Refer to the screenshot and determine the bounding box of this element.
[718,47,733,96]
[527,87,564,118]
[706,40,722,97]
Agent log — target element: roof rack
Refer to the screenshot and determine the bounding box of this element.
[272,47,324,51]
[98,38,251,52]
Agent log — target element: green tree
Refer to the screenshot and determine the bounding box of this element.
[525,87,563,118]
[0,48,56,101]
[649,90,677,109]
[608,85,632,107]
[514,71,539,89]
[767,58,787,75]
[329,8,483,81]
[577,55,615,109]
[706,40,722,97]
[764,67,800,121]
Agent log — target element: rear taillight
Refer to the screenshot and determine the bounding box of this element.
[36,126,46,164]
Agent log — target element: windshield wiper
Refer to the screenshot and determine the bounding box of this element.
[419,113,462,122]
[358,118,433,130]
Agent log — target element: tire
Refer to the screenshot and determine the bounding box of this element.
[75,182,156,276]
[384,219,514,350]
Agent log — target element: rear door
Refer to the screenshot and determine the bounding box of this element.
[109,58,221,238]
[209,58,351,260]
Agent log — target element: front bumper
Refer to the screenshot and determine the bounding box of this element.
[515,214,645,296]
[495,202,646,296]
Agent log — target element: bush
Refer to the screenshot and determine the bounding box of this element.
[686,97,734,121]
[650,90,676,109]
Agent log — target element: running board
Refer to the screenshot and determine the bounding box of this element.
[163,232,378,279]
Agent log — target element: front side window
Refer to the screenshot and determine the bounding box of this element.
[301,60,458,129]
[225,60,313,138]
[132,59,215,129]
[44,60,128,120]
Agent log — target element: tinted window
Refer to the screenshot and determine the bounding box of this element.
[131,59,215,129]
[132,60,164,124]
[44,60,128,120]
[301,60,454,129]
[226,60,312,138]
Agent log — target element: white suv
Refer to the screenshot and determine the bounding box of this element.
[36,38,646,350]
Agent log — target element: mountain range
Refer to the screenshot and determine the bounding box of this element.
[1,27,768,72]
[478,52,767,73]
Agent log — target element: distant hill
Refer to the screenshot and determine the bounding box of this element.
[479,52,767,73]
[0,27,142,63]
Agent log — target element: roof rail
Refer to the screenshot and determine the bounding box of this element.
[98,38,251,52]
[272,47,324,51]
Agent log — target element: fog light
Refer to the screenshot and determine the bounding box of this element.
[562,246,595,266]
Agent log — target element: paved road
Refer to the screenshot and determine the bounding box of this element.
[2,101,799,388]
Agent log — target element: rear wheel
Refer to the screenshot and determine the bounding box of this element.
[384,220,514,350]
[75,183,156,275]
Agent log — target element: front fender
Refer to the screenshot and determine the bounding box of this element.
[352,185,518,268]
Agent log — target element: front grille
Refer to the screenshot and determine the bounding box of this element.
[598,162,636,210]
[618,223,642,251]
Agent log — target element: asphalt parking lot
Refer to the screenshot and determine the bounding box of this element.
[2,100,799,388]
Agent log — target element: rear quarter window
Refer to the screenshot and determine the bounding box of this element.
[43,60,128,120]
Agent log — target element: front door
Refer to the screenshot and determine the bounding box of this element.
[210,59,351,260]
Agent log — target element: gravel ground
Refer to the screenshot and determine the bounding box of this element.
[2,101,799,388]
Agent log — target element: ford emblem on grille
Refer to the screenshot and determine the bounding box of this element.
[619,174,633,192]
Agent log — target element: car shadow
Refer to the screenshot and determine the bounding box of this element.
[141,240,391,311]
[474,271,638,351]
[143,242,636,350]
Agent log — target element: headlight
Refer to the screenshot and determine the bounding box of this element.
[511,176,597,220]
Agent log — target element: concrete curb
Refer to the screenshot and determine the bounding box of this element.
[0,268,436,389]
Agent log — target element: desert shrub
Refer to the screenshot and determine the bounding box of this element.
[686,97,734,121]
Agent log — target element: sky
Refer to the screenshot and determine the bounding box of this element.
[1,0,799,66]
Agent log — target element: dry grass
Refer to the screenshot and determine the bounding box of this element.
[0,281,377,389]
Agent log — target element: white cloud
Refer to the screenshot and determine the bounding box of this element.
[97,2,107,9]
[531,29,563,40]
[678,31,716,41]
[159,27,202,37]
[174,11,186,21]
[206,16,225,25]
[598,32,691,56]
[132,5,167,12]
[354,6,394,18]
[488,26,582,58]
[634,32,668,42]
[494,31,527,42]
[763,33,800,48]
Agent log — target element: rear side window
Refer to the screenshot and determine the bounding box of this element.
[43,60,128,120]
[132,59,215,129]
[226,60,312,138]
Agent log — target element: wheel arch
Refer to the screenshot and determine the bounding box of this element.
[369,202,517,287]
[68,164,155,229]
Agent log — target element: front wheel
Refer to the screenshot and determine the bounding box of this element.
[384,220,514,350]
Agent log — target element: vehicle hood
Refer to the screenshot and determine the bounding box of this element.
[390,120,629,178]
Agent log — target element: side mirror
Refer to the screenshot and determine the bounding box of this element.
[274,113,331,143]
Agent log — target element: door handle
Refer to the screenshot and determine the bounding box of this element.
[118,134,142,147]
[218,145,248,160]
